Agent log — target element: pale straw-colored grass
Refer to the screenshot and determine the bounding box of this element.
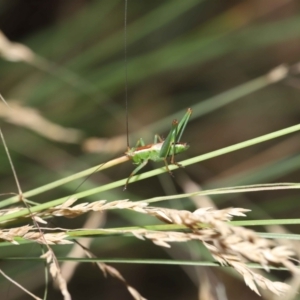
[3,198,298,297]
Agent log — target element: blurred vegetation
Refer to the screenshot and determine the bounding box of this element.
[0,0,300,299]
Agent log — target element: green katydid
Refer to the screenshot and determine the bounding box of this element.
[124,108,192,189]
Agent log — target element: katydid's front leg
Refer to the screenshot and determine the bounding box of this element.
[156,133,178,175]
[163,158,174,177]
[159,108,191,160]
[169,121,183,167]
[124,159,149,190]
[159,108,192,170]
[160,119,181,168]
[170,120,179,166]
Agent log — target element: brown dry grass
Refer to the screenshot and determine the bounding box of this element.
[1,197,298,299]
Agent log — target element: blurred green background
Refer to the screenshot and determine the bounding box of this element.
[0,0,300,299]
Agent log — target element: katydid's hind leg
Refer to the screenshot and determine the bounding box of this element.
[170,156,183,168]
[154,134,164,143]
[124,159,149,190]
[163,158,174,177]
[163,157,184,181]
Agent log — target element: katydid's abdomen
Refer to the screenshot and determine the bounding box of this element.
[126,142,190,164]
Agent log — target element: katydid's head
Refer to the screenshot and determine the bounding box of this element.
[170,142,189,155]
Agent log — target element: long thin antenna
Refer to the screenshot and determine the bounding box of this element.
[124,0,130,148]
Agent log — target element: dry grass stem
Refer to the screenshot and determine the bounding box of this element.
[32,198,148,219]
[0,207,24,217]
[0,268,42,300]
[0,198,147,223]
[24,232,73,245]
[0,128,72,299]
[0,31,34,62]
[97,262,147,300]
[60,211,106,283]
[41,251,71,300]
[2,199,297,297]
[0,101,82,143]
[0,225,32,244]
[82,135,126,154]
[104,205,297,297]
[79,244,147,300]
[0,224,72,244]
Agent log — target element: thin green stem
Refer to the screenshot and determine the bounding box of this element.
[0,122,299,222]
